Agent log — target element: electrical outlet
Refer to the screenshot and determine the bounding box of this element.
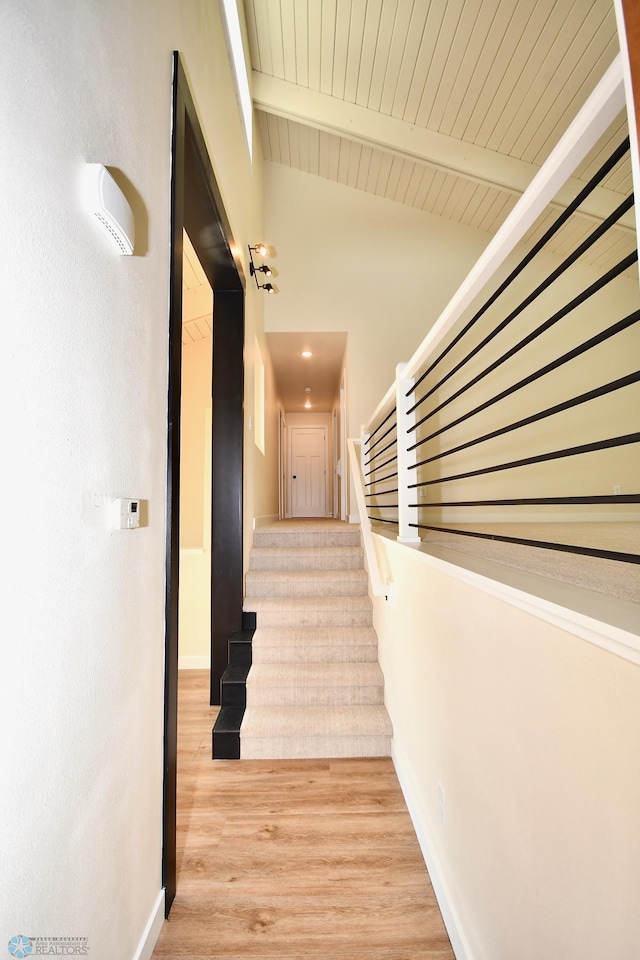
[614,485,621,495]
[438,781,446,825]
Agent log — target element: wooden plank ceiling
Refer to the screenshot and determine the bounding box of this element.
[245,0,636,272]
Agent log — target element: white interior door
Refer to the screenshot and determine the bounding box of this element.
[290,426,327,517]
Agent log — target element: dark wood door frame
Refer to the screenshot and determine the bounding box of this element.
[164,51,245,914]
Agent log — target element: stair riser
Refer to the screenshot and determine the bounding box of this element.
[240,735,392,760]
[246,579,369,598]
[221,684,247,708]
[247,687,384,706]
[253,532,361,548]
[255,610,373,628]
[228,640,252,667]
[249,554,364,572]
[251,645,378,664]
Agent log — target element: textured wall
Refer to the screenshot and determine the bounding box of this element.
[0,1,268,957]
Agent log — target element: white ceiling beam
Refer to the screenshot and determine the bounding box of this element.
[253,71,634,230]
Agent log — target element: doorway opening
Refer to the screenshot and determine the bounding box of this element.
[178,231,213,672]
[163,52,245,915]
[265,332,348,520]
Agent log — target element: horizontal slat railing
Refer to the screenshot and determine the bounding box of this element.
[358,54,640,580]
[362,398,399,531]
[347,438,392,600]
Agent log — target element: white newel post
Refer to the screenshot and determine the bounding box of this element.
[396,363,421,543]
[360,425,369,475]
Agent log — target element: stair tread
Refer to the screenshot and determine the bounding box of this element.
[247,662,383,687]
[241,704,392,737]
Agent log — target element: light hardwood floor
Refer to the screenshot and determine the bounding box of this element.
[152,670,455,959]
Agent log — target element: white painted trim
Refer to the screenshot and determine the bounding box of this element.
[377,535,640,665]
[348,513,360,524]
[392,742,472,960]
[253,513,279,528]
[180,547,206,556]
[131,889,165,960]
[178,655,211,670]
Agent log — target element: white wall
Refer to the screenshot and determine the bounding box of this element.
[373,537,640,960]
[263,161,639,524]
[0,2,272,957]
[264,161,491,439]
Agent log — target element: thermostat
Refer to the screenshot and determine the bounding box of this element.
[113,498,140,530]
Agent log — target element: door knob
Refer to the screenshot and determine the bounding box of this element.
[292,475,297,479]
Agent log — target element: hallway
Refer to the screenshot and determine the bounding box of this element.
[152,670,454,959]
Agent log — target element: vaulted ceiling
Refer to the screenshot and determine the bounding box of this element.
[243,1,636,411]
[245,0,634,270]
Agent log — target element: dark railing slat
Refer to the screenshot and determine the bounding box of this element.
[411,494,640,507]
[406,137,631,398]
[365,471,398,486]
[365,438,398,465]
[409,433,640,488]
[408,194,635,416]
[407,290,640,440]
[410,369,640,466]
[410,523,640,565]
[364,454,398,477]
[365,407,396,450]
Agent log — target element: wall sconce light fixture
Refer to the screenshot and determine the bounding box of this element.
[248,244,274,293]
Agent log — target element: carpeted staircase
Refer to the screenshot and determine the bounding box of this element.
[240,519,392,759]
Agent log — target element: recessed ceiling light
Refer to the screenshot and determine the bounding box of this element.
[302,350,312,358]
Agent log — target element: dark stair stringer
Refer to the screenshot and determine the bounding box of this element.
[212,613,255,759]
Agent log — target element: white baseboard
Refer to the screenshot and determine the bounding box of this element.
[132,888,165,960]
[178,655,210,669]
[392,742,473,960]
[349,514,360,524]
[254,513,280,528]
